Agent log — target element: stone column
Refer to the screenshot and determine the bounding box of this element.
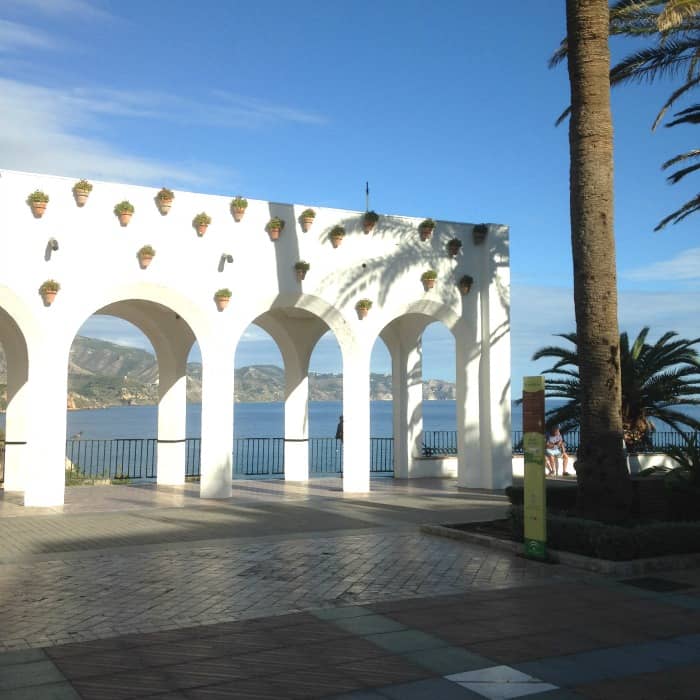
[284,366,310,482]
[341,349,371,492]
[23,346,69,507]
[155,347,188,486]
[199,345,234,499]
[2,335,29,492]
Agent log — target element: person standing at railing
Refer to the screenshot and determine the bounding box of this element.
[335,415,343,442]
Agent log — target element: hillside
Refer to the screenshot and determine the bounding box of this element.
[0,336,456,409]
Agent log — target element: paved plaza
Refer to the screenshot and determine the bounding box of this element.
[1,478,700,698]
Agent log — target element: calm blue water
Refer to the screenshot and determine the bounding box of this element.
[60,401,462,440]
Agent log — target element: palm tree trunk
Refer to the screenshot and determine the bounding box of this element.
[566,0,632,522]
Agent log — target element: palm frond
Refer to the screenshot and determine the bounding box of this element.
[652,73,700,128]
[661,148,700,168]
[655,193,700,229]
[665,104,700,126]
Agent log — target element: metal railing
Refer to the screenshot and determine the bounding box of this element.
[422,430,458,456]
[60,436,394,481]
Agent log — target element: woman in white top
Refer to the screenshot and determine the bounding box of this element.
[545,425,569,477]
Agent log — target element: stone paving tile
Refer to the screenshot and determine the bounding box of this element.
[70,668,172,699]
[0,530,553,651]
[336,655,433,688]
[0,681,82,699]
[0,658,67,690]
[379,677,483,699]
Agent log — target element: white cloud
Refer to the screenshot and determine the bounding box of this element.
[3,0,112,20]
[623,247,700,282]
[0,78,236,187]
[0,19,55,51]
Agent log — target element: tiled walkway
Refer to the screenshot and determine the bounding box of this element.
[1,479,700,698]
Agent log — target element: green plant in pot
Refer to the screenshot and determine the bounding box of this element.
[156,187,175,215]
[294,260,311,281]
[72,179,93,207]
[300,208,316,233]
[231,196,248,222]
[355,298,373,320]
[330,225,346,248]
[458,274,474,295]
[193,212,212,236]
[473,223,488,244]
[114,200,135,226]
[267,217,285,240]
[363,210,379,234]
[137,244,156,269]
[214,287,232,312]
[447,237,462,256]
[419,218,436,241]
[39,279,60,306]
[421,269,438,291]
[27,190,49,218]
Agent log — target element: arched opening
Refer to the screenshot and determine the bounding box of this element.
[308,330,343,476]
[65,301,199,486]
[233,323,284,478]
[0,308,30,492]
[377,311,460,480]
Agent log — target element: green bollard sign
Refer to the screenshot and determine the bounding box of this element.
[522,376,547,560]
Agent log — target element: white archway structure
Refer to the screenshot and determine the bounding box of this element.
[0,169,510,506]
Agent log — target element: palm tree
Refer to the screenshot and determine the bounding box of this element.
[553,1,700,230]
[565,0,631,522]
[534,328,700,449]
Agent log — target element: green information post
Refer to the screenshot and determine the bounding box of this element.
[522,376,547,560]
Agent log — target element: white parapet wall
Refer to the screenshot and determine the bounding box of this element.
[0,169,511,506]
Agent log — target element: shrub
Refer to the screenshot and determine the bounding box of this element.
[419,218,436,230]
[330,225,346,237]
[231,196,248,209]
[364,210,379,223]
[39,279,60,294]
[193,212,212,226]
[72,179,93,193]
[267,217,285,230]
[421,269,438,281]
[157,187,174,201]
[294,260,310,272]
[138,245,156,257]
[448,237,462,249]
[301,208,316,219]
[215,288,232,298]
[459,274,474,288]
[114,201,134,215]
[356,298,372,310]
[27,190,49,203]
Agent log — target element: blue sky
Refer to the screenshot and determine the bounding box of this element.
[2,1,698,389]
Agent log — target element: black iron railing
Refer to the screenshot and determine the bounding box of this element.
[309,437,343,473]
[422,430,458,456]
[233,437,285,476]
[370,437,394,473]
[65,438,157,481]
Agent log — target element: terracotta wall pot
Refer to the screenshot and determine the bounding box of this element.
[118,212,132,227]
[473,226,488,244]
[157,199,172,215]
[419,228,433,241]
[214,296,230,312]
[331,235,343,248]
[232,207,245,222]
[138,255,153,269]
[41,290,57,306]
[197,224,208,236]
[73,191,90,207]
[422,278,436,291]
[301,216,314,232]
[268,226,281,241]
[459,282,472,295]
[296,269,307,281]
[356,307,369,320]
[363,221,375,234]
[30,202,47,218]
[448,244,461,257]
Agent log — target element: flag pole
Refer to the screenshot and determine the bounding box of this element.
[365,181,369,212]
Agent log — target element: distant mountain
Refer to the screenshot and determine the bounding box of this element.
[0,336,456,409]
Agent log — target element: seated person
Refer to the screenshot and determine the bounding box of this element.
[545,424,569,477]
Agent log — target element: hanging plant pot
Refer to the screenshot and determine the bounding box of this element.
[72,179,93,207]
[363,210,379,234]
[294,261,310,281]
[193,212,211,236]
[458,274,474,295]
[473,223,488,244]
[137,245,156,269]
[267,217,284,241]
[214,288,232,312]
[330,225,345,248]
[39,279,60,306]
[114,201,135,227]
[355,299,372,319]
[231,196,248,222]
[421,270,437,291]
[300,208,316,232]
[419,218,436,241]
[447,238,462,257]
[27,190,49,218]
[156,188,174,215]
